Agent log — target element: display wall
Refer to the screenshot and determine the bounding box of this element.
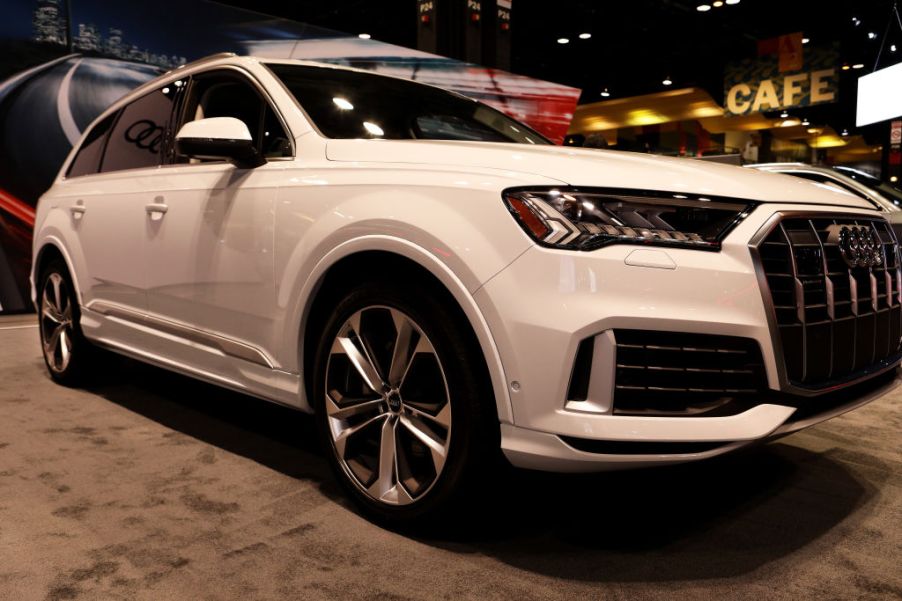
[0,0,580,313]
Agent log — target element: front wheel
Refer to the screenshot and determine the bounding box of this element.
[312,281,497,525]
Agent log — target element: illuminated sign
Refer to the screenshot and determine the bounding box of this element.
[857,62,902,126]
[724,44,839,117]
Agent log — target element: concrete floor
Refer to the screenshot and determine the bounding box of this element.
[0,314,900,601]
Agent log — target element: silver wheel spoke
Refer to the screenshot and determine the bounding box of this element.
[367,416,398,501]
[41,298,63,323]
[333,412,388,457]
[51,273,63,314]
[399,413,447,474]
[325,394,384,421]
[59,329,71,366]
[335,333,384,394]
[388,311,418,387]
[406,402,451,429]
[45,323,64,355]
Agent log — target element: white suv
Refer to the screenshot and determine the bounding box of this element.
[32,54,902,523]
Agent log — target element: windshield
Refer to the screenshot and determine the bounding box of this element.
[834,166,902,207]
[266,63,551,145]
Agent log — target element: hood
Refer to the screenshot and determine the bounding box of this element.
[326,139,877,209]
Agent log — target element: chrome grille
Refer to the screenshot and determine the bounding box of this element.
[757,216,902,387]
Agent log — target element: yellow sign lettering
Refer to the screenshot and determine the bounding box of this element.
[783,73,807,107]
[810,68,836,103]
[726,83,753,114]
[751,79,781,112]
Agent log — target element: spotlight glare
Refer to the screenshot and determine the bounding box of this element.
[713,0,724,6]
[579,33,592,39]
[802,37,810,44]
[696,4,711,11]
[662,77,673,86]
[358,33,371,39]
[852,63,865,69]
[557,37,570,44]
[600,88,611,97]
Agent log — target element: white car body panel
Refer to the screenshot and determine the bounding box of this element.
[31,55,902,472]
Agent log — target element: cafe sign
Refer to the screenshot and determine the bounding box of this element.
[724,36,839,117]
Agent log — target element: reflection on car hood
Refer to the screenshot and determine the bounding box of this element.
[325,139,877,208]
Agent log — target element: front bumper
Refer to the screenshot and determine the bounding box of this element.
[474,203,901,470]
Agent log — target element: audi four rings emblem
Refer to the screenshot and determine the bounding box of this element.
[838,225,883,268]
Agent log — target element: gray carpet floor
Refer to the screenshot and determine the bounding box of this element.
[0,314,900,600]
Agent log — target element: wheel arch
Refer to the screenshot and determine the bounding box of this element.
[32,238,81,309]
[297,238,513,425]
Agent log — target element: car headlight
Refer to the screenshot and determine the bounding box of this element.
[504,188,755,251]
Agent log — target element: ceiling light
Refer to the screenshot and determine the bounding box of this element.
[841,129,849,136]
[893,44,898,52]
[801,118,810,126]
[363,121,384,136]
[842,64,851,70]
[662,76,673,86]
[807,127,821,134]
[780,110,789,118]
[868,32,877,40]
[892,176,899,183]
[725,0,740,4]
[853,63,865,69]
[802,37,810,44]
[601,88,611,97]
[332,97,354,110]
[557,37,570,44]
[852,17,861,26]
[712,0,724,6]
[579,33,592,39]
[358,33,371,39]
[696,4,711,11]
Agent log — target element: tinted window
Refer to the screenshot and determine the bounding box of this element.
[835,166,902,206]
[67,112,116,177]
[177,71,291,162]
[101,85,179,173]
[266,63,550,145]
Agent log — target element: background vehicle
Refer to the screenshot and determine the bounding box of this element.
[31,55,902,523]
[748,162,902,239]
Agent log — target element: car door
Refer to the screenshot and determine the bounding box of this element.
[68,83,181,318]
[142,68,292,375]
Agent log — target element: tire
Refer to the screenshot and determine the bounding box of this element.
[37,259,95,386]
[312,279,498,526]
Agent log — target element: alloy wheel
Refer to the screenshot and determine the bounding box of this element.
[40,272,75,374]
[324,306,452,506]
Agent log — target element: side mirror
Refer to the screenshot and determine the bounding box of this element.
[175,117,265,169]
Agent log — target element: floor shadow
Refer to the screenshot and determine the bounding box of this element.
[81,352,874,583]
[420,443,874,582]
[83,352,340,497]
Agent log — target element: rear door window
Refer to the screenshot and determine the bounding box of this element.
[66,112,117,178]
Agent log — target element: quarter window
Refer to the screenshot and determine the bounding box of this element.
[100,85,179,173]
[66,112,116,178]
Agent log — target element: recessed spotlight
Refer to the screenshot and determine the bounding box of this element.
[892,44,898,52]
[780,111,789,118]
[842,64,851,70]
[841,129,849,136]
[868,32,877,40]
[363,121,384,136]
[853,63,865,69]
[358,33,371,39]
[801,118,810,126]
[332,97,354,110]
[725,0,740,4]
[713,0,724,6]
[662,76,673,86]
[579,33,592,39]
[697,4,711,12]
[802,37,810,44]
[557,37,570,44]
[852,17,861,26]
[601,88,611,97]
[892,176,899,183]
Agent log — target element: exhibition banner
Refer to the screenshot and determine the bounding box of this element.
[0,0,580,313]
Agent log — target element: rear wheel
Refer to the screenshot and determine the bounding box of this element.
[38,260,94,385]
[312,280,497,525]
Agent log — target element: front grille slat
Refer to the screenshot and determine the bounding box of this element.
[758,216,902,388]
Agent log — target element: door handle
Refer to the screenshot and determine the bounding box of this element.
[145,202,168,220]
[70,200,86,218]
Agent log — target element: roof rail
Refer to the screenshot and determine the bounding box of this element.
[167,52,237,73]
